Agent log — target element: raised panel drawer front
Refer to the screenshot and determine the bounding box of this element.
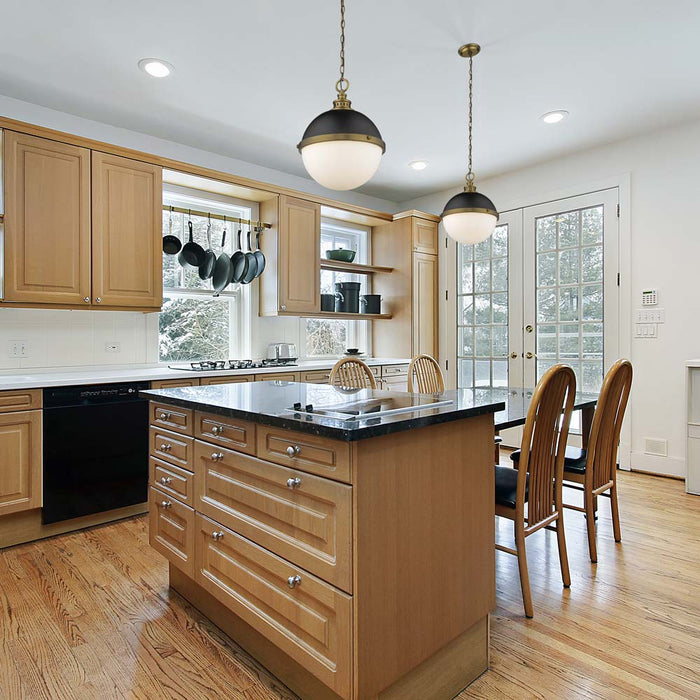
[195,443,352,592]
[382,364,409,377]
[195,411,256,454]
[200,375,253,385]
[257,426,351,483]
[150,402,193,435]
[149,486,194,577]
[256,372,300,382]
[150,379,200,389]
[195,514,351,698]
[150,457,194,507]
[0,389,42,414]
[301,370,331,384]
[149,427,193,470]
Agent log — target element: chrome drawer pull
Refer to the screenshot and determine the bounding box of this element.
[212,531,224,541]
[160,443,172,452]
[211,452,224,461]
[286,477,302,489]
[211,425,223,435]
[160,500,172,509]
[285,445,302,457]
[287,574,302,589]
[159,411,172,420]
[159,476,172,486]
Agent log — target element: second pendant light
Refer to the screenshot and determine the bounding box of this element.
[297,0,386,191]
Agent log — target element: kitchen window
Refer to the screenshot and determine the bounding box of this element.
[159,189,255,362]
[302,219,371,358]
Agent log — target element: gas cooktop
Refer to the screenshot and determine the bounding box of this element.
[169,359,298,372]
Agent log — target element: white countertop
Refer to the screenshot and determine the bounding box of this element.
[0,358,411,391]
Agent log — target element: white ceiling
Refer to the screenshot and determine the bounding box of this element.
[2,0,700,202]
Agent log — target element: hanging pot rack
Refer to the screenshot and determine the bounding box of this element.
[162,205,271,230]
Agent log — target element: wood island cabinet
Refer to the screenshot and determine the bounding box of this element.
[2,131,163,311]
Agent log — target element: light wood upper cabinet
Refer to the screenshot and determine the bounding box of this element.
[91,152,162,308]
[413,252,439,357]
[260,195,320,315]
[412,217,439,255]
[3,131,91,305]
[0,409,42,516]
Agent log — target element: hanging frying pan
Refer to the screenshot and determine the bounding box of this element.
[230,228,248,283]
[212,221,234,295]
[178,215,205,268]
[252,224,266,278]
[162,206,182,255]
[198,215,216,280]
[241,225,259,284]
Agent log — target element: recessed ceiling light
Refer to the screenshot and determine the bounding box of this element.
[138,58,173,78]
[541,110,569,124]
[409,160,428,170]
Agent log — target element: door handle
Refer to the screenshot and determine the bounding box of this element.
[525,324,534,333]
[509,352,518,359]
[525,352,537,359]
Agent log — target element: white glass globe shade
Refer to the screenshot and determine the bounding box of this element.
[300,140,383,191]
[442,210,498,245]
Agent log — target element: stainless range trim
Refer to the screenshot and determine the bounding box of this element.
[286,397,454,422]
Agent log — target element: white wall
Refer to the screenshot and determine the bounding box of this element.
[0,95,398,371]
[400,118,700,478]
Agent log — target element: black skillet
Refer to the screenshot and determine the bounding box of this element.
[178,218,205,269]
[212,225,234,295]
[241,226,259,284]
[198,217,216,280]
[252,225,266,278]
[162,207,182,255]
[230,228,249,283]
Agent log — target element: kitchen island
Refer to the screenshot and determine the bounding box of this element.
[143,381,505,700]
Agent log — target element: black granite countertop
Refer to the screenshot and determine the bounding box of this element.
[142,381,506,441]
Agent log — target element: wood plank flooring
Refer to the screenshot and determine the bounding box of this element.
[0,470,698,699]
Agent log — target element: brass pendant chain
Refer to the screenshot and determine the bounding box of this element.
[334,0,351,107]
[466,53,475,192]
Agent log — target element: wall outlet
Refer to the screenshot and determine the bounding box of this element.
[8,341,27,358]
[104,342,121,353]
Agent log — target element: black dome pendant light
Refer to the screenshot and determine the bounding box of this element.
[441,44,499,244]
[297,0,386,191]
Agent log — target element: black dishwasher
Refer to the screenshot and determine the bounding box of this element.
[42,382,150,524]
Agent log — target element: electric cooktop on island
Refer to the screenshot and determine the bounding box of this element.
[287,394,454,421]
[168,358,298,372]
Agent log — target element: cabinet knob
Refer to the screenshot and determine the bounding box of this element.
[159,411,172,420]
[287,574,302,589]
[159,476,172,486]
[212,531,224,541]
[160,500,172,509]
[281,305,287,311]
[286,445,301,457]
[83,297,90,303]
[160,443,172,452]
[211,452,224,461]
[211,425,223,435]
[96,297,102,304]
[286,477,302,489]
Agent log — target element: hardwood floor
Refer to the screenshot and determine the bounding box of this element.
[0,470,698,699]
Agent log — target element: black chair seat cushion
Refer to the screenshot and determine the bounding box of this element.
[495,465,529,509]
[509,446,587,474]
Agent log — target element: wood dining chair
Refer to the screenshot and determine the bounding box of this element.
[559,359,633,562]
[495,363,576,618]
[329,357,377,390]
[407,354,445,394]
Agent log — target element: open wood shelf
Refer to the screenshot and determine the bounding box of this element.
[320,259,393,275]
[279,311,392,320]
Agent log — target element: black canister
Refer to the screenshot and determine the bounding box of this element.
[334,282,361,313]
[360,294,382,314]
[321,294,336,311]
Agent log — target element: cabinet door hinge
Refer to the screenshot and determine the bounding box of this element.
[617,272,620,286]
[616,203,620,217]
[445,289,449,301]
[445,359,449,371]
[445,236,449,249]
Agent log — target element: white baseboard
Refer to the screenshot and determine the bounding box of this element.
[629,451,685,479]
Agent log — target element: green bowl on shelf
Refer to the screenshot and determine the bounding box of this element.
[325,249,356,263]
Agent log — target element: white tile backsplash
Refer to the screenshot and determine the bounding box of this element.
[0,308,154,369]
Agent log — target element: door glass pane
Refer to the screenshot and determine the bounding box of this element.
[457,224,509,388]
[534,206,605,391]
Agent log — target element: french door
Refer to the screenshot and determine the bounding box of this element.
[455,188,619,416]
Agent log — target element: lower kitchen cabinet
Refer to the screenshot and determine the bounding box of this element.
[149,485,195,577]
[0,409,42,516]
